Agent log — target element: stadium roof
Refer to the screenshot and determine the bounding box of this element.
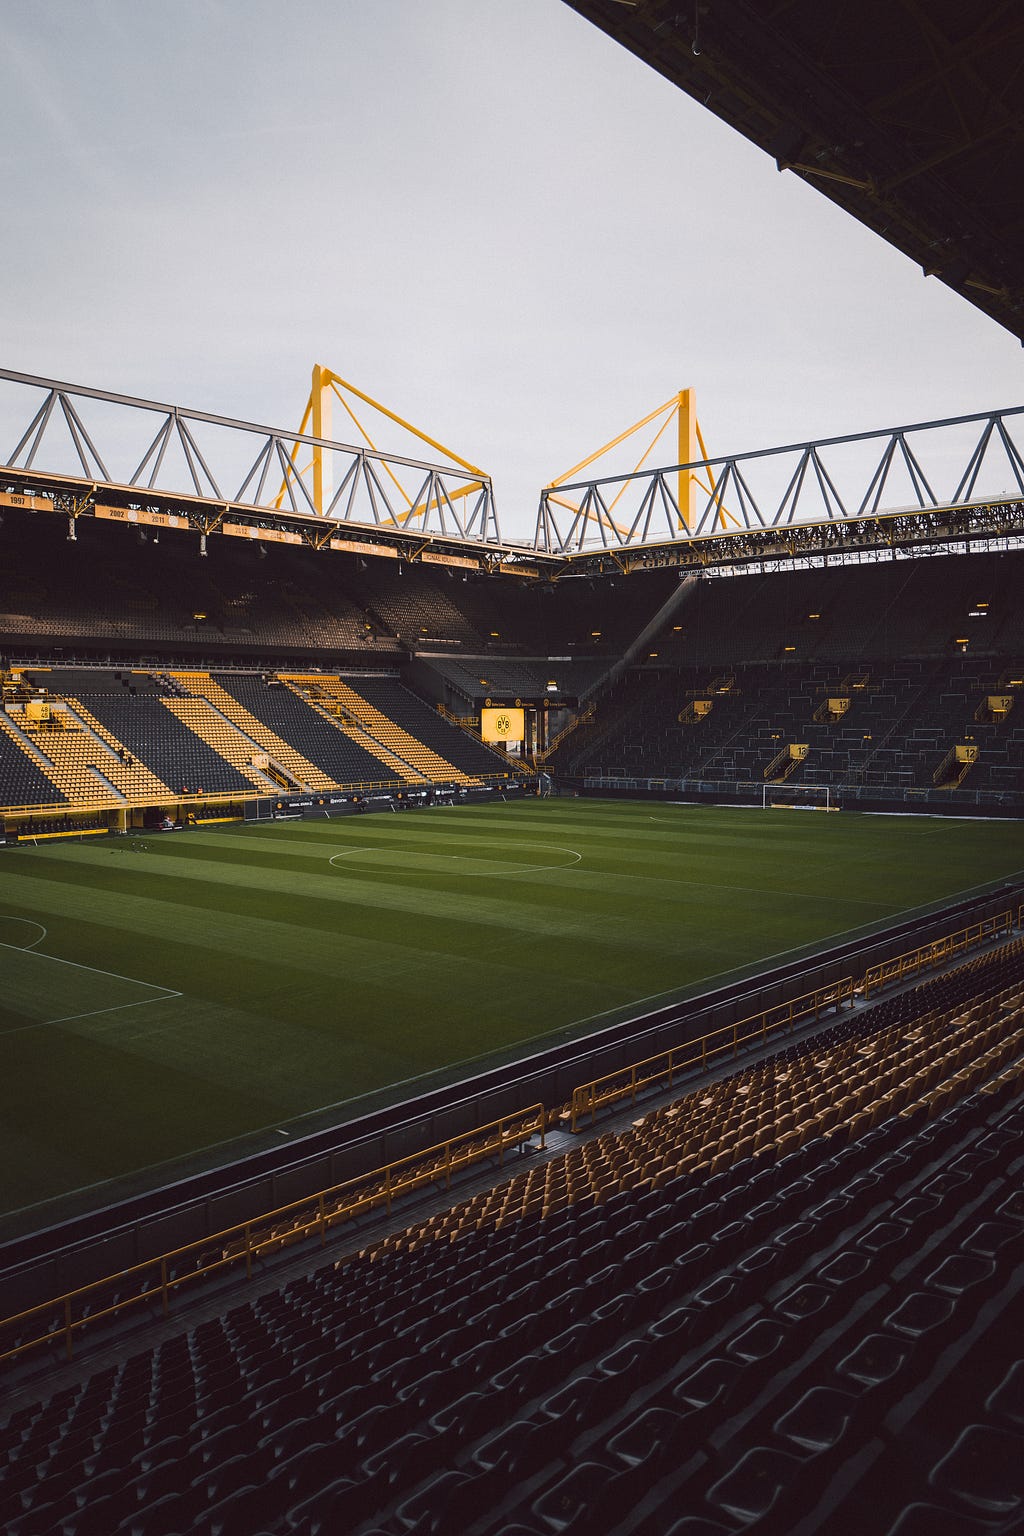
[563,0,1024,344]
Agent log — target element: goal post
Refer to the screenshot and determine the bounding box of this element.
[761,782,838,812]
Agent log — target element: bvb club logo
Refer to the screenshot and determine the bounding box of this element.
[496,713,511,735]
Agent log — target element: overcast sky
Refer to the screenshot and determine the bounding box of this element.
[2,0,1021,542]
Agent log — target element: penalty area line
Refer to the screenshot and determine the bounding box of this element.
[46,990,183,1027]
[0,938,182,1032]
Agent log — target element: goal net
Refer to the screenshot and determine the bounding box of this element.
[761,782,839,812]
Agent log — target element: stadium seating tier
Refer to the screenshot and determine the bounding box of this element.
[2,940,1023,1536]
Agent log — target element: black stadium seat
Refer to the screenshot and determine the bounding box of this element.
[3,940,1023,1536]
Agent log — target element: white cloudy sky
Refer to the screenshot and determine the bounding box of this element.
[1,0,1021,541]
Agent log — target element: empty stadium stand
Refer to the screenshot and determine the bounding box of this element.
[0,505,678,668]
[0,514,399,663]
[553,552,1024,812]
[69,685,258,800]
[0,665,528,818]
[196,673,408,791]
[0,715,67,808]
[342,676,517,782]
[3,513,1021,820]
[3,937,1023,1536]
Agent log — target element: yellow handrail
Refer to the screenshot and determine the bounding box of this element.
[0,1105,546,1368]
[569,906,1022,1130]
[862,911,1013,997]
[535,705,595,763]
[569,980,855,1131]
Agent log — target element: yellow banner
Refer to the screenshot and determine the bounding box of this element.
[420,550,480,571]
[481,706,524,742]
[0,491,54,513]
[223,521,304,545]
[95,505,189,530]
[328,537,399,558]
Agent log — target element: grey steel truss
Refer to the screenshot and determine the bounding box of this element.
[534,405,1024,553]
[0,370,502,544]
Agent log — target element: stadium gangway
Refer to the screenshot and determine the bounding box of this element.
[0,1105,546,1369]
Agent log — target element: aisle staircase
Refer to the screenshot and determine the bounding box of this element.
[308,677,479,786]
[279,677,428,784]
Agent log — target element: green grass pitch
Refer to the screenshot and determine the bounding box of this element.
[0,799,1022,1236]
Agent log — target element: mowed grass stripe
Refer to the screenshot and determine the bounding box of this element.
[0,801,1021,1230]
[0,839,893,1008]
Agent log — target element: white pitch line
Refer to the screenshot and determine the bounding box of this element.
[0,937,181,1033]
[46,992,183,1028]
[0,918,48,949]
[0,940,178,990]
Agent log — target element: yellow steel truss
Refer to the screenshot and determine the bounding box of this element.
[545,390,738,538]
[280,364,489,521]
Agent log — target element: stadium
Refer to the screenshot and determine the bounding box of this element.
[2,4,1024,1535]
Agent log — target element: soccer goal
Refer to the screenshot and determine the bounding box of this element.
[761,782,839,812]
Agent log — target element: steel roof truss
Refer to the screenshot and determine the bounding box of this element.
[272,436,316,517]
[807,448,849,522]
[9,388,57,471]
[324,454,363,521]
[727,460,770,529]
[994,417,1024,497]
[57,393,110,482]
[654,473,684,538]
[695,461,734,537]
[234,436,276,508]
[175,416,223,502]
[132,415,174,490]
[361,457,401,527]
[895,431,937,508]
[628,476,663,544]
[773,447,813,527]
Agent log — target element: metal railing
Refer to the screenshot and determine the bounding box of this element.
[862,911,1015,998]
[568,980,855,1131]
[578,774,1023,813]
[534,705,595,764]
[0,1105,545,1367]
[568,906,1024,1131]
[437,704,478,729]
[0,776,460,820]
